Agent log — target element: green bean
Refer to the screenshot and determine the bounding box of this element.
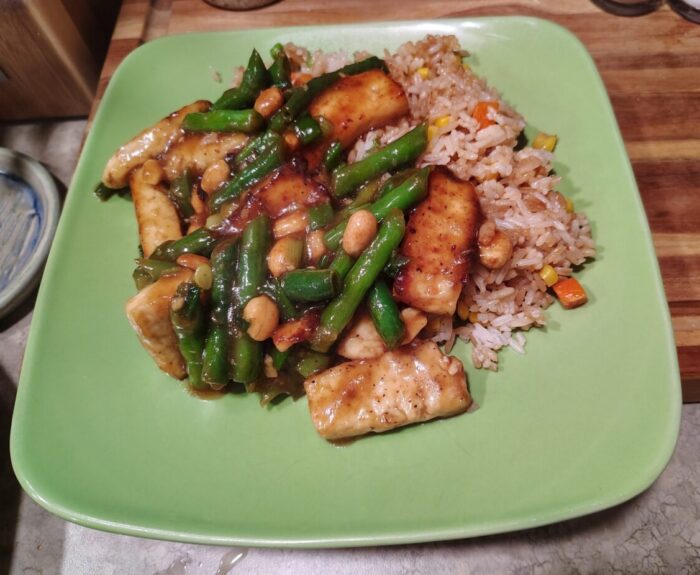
[367,279,405,348]
[150,228,218,262]
[170,282,207,388]
[346,174,384,208]
[317,252,332,269]
[212,49,270,110]
[269,56,387,132]
[377,167,421,198]
[331,122,428,198]
[202,238,239,388]
[230,216,270,384]
[168,170,194,219]
[270,346,291,371]
[182,109,265,133]
[293,113,323,145]
[312,209,405,352]
[260,279,299,321]
[293,349,332,378]
[368,166,429,217]
[323,167,428,251]
[323,204,370,251]
[323,140,343,172]
[210,133,285,212]
[383,251,410,279]
[94,182,129,201]
[328,249,354,282]
[269,43,291,90]
[307,202,334,231]
[280,269,341,303]
[233,130,278,170]
[132,259,180,290]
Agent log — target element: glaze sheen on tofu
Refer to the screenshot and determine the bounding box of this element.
[304,341,471,440]
[130,165,183,258]
[393,167,482,315]
[303,69,409,170]
[160,131,248,181]
[125,269,194,379]
[102,100,210,189]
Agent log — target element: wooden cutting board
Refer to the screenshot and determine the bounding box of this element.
[97,0,700,401]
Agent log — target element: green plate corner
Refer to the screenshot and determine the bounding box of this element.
[10,17,681,547]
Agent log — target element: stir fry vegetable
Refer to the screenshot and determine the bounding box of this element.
[100,40,589,441]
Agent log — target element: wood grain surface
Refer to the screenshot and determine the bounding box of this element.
[97,0,700,401]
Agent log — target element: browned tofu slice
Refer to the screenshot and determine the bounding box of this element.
[303,69,409,170]
[160,131,248,181]
[257,164,328,218]
[125,269,194,379]
[304,341,471,440]
[393,167,482,315]
[102,100,210,188]
[130,166,183,258]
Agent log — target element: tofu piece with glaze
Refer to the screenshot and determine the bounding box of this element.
[303,69,409,170]
[102,100,210,189]
[393,167,482,315]
[304,341,471,440]
[129,165,183,258]
[125,269,194,379]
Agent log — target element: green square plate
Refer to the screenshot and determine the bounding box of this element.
[10,17,681,547]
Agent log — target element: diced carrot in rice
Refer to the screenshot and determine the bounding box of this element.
[472,101,500,129]
[552,277,588,309]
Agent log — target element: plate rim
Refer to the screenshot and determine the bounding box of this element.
[10,15,682,548]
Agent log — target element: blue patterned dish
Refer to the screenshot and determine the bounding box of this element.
[0,148,60,318]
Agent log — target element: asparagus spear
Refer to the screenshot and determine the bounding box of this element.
[182,109,265,133]
[312,209,405,352]
[367,279,405,348]
[201,238,239,388]
[230,215,270,384]
[170,282,207,388]
[212,49,270,110]
[331,122,428,198]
